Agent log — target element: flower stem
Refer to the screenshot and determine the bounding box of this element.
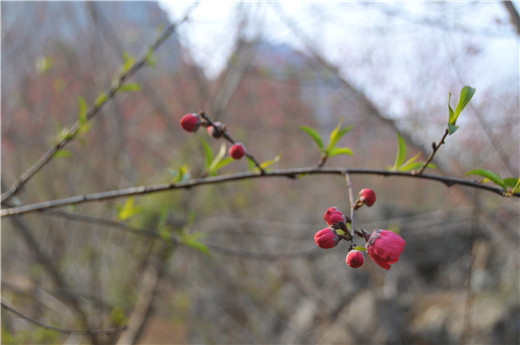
[343,172,356,247]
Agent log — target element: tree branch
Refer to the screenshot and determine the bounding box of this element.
[504,1,520,35]
[41,210,318,261]
[1,302,127,336]
[200,112,266,174]
[343,172,356,243]
[414,128,449,175]
[0,3,198,203]
[1,167,518,217]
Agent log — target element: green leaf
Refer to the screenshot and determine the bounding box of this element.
[54,149,71,158]
[466,169,506,189]
[171,164,191,183]
[504,177,520,193]
[454,86,476,118]
[260,154,282,168]
[95,93,108,107]
[181,233,211,256]
[398,161,435,172]
[122,52,136,73]
[78,121,92,135]
[118,83,142,93]
[353,246,367,251]
[246,156,256,171]
[503,178,519,187]
[448,92,455,124]
[398,162,424,172]
[117,197,143,220]
[401,151,421,167]
[213,156,234,172]
[208,143,227,173]
[328,147,353,157]
[146,48,156,68]
[199,139,213,170]
[77,96,88,124]
[327,120,352,152]
[300,126,324,151]
[448,123,460,135]
[393,133,407,170]
[57,127,73,142]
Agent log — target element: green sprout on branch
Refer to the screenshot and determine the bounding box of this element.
[300,118,353,167]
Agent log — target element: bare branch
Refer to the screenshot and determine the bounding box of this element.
[1,167,518,217]
[41,210,318,261]
[343,172,356,244]
[1,302,127,336]
[414,128,449,175]
[504,1,520,35]
[6,211,97,343]
[0,3,198,203]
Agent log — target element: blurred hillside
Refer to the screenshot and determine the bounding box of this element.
[2,2,519,345]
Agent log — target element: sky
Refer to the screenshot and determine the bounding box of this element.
[159,1,311,77]
[158,1,518,83]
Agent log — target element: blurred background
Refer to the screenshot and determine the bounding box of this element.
[1,1,519,344]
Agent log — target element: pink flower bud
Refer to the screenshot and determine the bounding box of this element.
[180,113,201,132]
[346,250,365,268]
[314,228,339,249]
[359,188,376,207]
[366,230,405,270]
[229,143,246,160]
[323,207,346,228]
[328,212,347,230]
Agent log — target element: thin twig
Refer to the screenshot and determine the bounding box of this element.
[0,3,198,203]
[414,128,449,175]
[1,167,518,217]
[6,210,96,342]
[461,191,479,344]
[1,302,127,335]
[317,155,328,168]
[41,210,317,261]
[199,112,266,174]
[343,172,356,245]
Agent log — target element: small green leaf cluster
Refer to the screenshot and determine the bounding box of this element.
[55,126,73,143]
[117,197,145,220]
[179,231,211,256]
[145,48,157,68]
[300,118,353,164]
[466,169,520,195]
[170,164,191,183]
[77,96,92,136]
[200,139,235,176]
[388,134,435,172]
[122,52,136,73]
[448,86,476,135]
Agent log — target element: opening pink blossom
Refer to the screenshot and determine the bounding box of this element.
[366,229,405,270]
